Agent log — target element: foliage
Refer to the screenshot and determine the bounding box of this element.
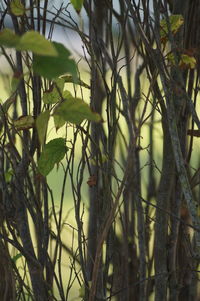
[0,1,200,301]
[70,0,84,13]
[53,96,101,124]
[33,42,77,79]
[0,29,58,56]
[10,0,25,16]
[36,110,50,145]
[38,138,68,176]
[160,14,184,41]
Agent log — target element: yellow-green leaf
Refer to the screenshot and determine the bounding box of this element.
[55,78,65,93]
[70,0,84,13]
[36,110,50,146]
[52,90,73,131]
[38,138,67,176]
[12,253,23,263]
[0,28,20,48]
[33,42,77,79]
[160,14,184,40]
[43,78,65,104]
[53,97,101,125]
[179,54,196,69]
[10,0,25,16]
[13,115,34,130]
[16,31,58,56]
[0,29,58,57]
[167,52,176,65]
[5,169,14,182]
[61,75,90,89]
[62,90,73,98]
[53,114,66,131]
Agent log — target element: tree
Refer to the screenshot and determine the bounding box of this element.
[0,0,200,300]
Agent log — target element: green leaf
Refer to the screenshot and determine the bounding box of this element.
[36,110,50,146]
[52,90,73,131]
[43,90,57,105]
[12,253,23,263]
[55,78,65,93]
[53,114,66,131]
[33,42,77,79]
[70,0,84,13]
[43,78,65,104]
[53,97,101,124]
[61,75,90,89]
[38,138,67,176]
[160,14,184,41]
[179,54,196,69]
[16,31,58,56]
[10,0,25,16]
[167,52,197,69]
[0,29,57,57]
[167,52,176,65]
[0,28,20,48]
[5,169,14,183]
[62,90,73,98]
[13,115,34,130]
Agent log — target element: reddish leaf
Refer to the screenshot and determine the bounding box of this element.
[87,175,97,187]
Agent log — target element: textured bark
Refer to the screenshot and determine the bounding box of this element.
[86,1,107,299]
[155,119,175,301]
